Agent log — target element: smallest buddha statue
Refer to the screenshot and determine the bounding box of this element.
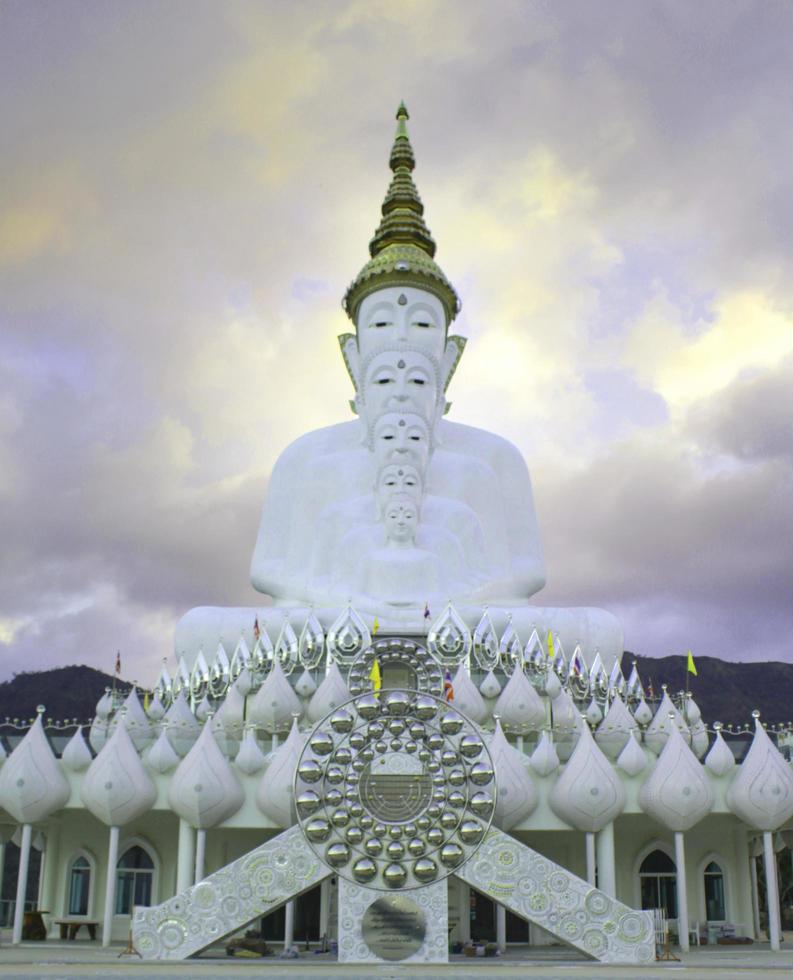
[335,493,450,607]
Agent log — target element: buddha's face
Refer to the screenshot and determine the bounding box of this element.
[360,349,440,423]
[357,286,446,361]
[372,412,431,471]
[384,496,419,546]
[376,463,423,511]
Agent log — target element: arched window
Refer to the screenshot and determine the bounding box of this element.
[67,856,91,916]
[704,861,726,921]
[115,845,154,914]
[639,849,677,918]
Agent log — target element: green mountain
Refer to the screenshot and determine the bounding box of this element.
[631,653,793,727]
[0,665,133,727]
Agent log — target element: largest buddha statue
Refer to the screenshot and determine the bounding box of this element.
[176,105,622,667]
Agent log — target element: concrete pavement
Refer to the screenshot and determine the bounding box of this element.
[0,938,792,979]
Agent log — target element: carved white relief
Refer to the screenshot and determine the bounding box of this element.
[89,716,108,754]
[632,699,653,726]
[549,688,581,761]
[307,661,351,723]
[529,731,560,776]
[82,718,156,826]
[163,692,201,757]
[726,718,793,831]
[248,659,302,733]
[549,722,626,832]
[489,720,538,829]
[479,669,501,699]
[0,715,71,823]
[95,689,113,720]
[449,663,487,724]
[146,693,166,722]
[145,728,180,775]
[61,726,92,772]
[704,727,736,777]
[493,664,546,733]
[234,728,267,776]
[256,717,305,827]
[616,730,647,778]
[168,722,244,829]
[108,688,153,751]
[639,723,713,831]
[294,668,318,698]
[595,695,639,760]
[643,691,690,755]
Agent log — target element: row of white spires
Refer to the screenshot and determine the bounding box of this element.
[1,655,792,839]
[157,603,632,708]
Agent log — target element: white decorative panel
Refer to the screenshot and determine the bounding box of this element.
[133,825,330,959]
[456,827,654,964]
[338,877,448,964]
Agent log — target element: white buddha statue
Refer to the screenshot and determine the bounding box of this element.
[176,104,622,667]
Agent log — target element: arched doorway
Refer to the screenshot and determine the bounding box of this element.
[638,848,677,917]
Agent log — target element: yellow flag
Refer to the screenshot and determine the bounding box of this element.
[369,657,382,692]
[547,629,554,661]
[687,651,697,676]
[372,617,380,636]
[143,690,150,711]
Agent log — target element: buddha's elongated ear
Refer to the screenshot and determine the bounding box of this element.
[338,333,361,414]
[442,334,467,392]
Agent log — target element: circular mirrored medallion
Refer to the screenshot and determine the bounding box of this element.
[362,894,426,961]
[295,691,494,890]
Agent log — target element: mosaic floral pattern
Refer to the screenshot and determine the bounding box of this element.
[456,827,655,964]
[132,825,330,959]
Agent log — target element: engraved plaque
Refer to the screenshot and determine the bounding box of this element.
[361,894,427,961]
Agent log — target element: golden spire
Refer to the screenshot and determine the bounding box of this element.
[343,104,460,326]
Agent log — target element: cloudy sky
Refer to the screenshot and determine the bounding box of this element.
[2,0,792,684]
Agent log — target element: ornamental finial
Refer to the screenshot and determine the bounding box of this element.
[342,105,460,326]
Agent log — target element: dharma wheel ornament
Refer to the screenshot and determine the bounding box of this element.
[295,691,494,890]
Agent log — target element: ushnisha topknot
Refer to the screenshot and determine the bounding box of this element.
[342,103,460,328]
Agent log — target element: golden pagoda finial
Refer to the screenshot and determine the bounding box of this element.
[342,104,460,327]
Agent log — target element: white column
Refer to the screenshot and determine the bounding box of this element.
[585,832,596,886]
[0,840,6,909]
[596,822,616,898]
[319,878,330,942]
[458,880,471,942]
[35,835,47,908]
[176,819,195,893]
[284,899,295,950]
[38,826,60,938]
[194,829,206,883]
[101,825,120,947]
[749,845,761,938]
[674,832,689,953]
[496,902,506,952]
[12,824,32,944]
[763,830,781,951]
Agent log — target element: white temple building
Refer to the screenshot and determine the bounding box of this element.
[1,105,792,964]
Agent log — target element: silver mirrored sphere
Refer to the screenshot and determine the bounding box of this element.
[325,842,350,867]
[383,863,407,888]
[413,857,438,883]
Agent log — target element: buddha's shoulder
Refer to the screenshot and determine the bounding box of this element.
[437,420,528,468]
[273,420,361,468]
